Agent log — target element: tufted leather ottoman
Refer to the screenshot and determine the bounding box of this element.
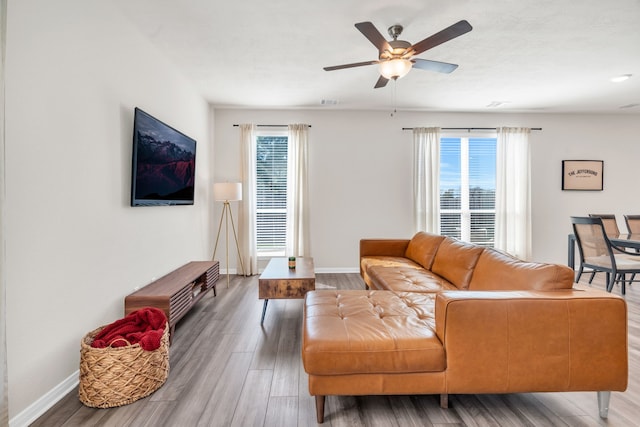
[302,290,446,422]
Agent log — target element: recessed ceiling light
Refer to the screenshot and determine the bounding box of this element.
[611,74,632,83]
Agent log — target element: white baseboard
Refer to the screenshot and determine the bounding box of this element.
[222,267,360,274]
[315,267,359,273]
[10,371,78,427]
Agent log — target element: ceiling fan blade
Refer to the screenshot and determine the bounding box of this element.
[323,60,379,71]
[410,20,472,56]
[412,58,459,73]
[374,75,389,89]
[355,22,392,53]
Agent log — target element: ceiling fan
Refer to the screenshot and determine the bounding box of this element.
[324,20,472,88]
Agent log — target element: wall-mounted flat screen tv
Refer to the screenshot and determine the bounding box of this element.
[130,108,196,206]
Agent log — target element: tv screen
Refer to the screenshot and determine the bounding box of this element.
[130,108,196,206]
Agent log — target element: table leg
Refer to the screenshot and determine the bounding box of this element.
[260,299,269,325]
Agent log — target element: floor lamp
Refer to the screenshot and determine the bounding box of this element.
[212,182,246,287]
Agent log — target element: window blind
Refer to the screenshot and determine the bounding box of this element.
[256,135,288,252]
[440,138,462,239]
[440,137,496,247]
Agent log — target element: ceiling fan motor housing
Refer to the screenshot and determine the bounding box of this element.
[380,25,412,59]
[380,40,412,60]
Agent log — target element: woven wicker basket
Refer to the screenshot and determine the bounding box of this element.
[78,323,170,408]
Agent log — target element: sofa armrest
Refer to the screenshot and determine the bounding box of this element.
[360,239,410,258]
[360,239,410,277]
[435,289,628,393]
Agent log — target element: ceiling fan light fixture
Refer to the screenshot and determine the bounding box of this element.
[379,58,412,80]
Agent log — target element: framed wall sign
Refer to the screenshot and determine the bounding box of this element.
[562,160,604,191]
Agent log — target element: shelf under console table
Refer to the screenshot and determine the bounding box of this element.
[124,260,219,343]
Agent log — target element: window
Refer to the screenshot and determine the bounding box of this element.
[256,134,288,255]
[440,137,496,247]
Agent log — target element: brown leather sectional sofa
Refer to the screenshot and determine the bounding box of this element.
[302,232,628,423]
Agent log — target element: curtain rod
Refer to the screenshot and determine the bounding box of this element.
[233,124,311,128]
[402,127,542,131]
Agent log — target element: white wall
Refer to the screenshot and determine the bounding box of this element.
[214,108,640,270]
[5,0,212,420]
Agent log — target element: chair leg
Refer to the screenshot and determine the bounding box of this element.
[613,272,627,295]
[606,273,616,293]
[575,266,584,283]
[588,270,596,284]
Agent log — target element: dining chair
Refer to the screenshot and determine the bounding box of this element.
[572,216,640,295]
[588,214,621,235]
[589,213,632,258]
[586,214,628,284]
[624,215,640,234]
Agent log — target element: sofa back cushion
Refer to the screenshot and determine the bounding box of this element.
[404,232,446,270]
[469,248,575,290]
[430,238,484,289]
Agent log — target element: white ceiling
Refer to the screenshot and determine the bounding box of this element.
[113,0,640,113]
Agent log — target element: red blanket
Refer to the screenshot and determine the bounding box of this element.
[91,307,167,351]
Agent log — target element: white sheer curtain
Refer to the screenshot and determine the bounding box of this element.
[238,124,258,275]
[495,127,532,260]
[0,0,8,422]
[286,124,311,257]
[413,127,441,233]
[1,0,8,423]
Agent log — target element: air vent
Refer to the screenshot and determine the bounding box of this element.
[486,101,510,108]
[321,99,339,105]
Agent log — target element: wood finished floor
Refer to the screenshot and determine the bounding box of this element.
[32,272,639,426]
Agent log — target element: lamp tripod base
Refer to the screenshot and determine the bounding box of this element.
[212,201,246,287]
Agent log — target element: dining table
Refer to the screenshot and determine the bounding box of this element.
[567,233,640,269]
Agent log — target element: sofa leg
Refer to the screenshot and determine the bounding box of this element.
[440,393,448,408]
[315,395,326,423]
[597,391,610,418]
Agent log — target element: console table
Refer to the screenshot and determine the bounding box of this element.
[124,261,219,343]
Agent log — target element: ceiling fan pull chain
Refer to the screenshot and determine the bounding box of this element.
[391,79,397,117]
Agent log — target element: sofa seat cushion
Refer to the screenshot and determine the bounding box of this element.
[361,256,424,289]
[303,290,445,376]
[367,265,457,292]
[360,255,423,272]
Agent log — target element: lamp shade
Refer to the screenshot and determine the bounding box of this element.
[379,58,412,80]
[214,182,242,201]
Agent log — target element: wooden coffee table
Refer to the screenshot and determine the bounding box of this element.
[259,257,315,324]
